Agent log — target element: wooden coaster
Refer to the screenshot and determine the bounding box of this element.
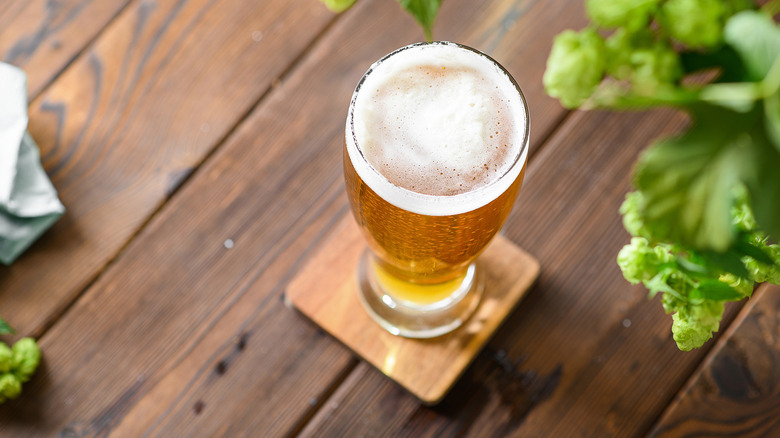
[286,215,540,404]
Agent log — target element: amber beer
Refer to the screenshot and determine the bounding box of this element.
[344,155,525,285]
[344,42,529,337]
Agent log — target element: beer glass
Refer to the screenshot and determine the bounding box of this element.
[344,42,529,338]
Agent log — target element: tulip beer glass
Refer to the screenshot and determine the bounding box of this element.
[344,42,530,338]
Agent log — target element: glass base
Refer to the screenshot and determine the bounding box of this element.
[356,251,484,338]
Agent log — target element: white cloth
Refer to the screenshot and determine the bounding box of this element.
[0,63,65,265]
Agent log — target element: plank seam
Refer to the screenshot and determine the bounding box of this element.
[26,0,136,102]
[640,287,762,437]
[287,107,577,437]
[135,194,350,437]
[33,7,345,341]
[528,108,573,162]
[285,357,361,438]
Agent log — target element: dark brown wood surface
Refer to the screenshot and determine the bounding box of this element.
[296,108,742,438]
[0,0,335,338]
[1,0,133,99]
[650,284,780,438]
[0,0,776,436]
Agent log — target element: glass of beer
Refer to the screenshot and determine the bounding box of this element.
[344,42,529,338]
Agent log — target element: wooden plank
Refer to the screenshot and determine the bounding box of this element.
[0,0,586,435]
[649,284,780,437]
[121,0,592,434]
[0,0,334,338]
[298,107,745,437]
[1,0,133,99]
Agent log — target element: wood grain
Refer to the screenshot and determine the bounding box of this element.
[1,0,132,99]
[649,284,780,438]
[287,217,540,404]
[0,0,588,434]
[0,0,334,338]
[113,0,594,433]
[298,107,745,437]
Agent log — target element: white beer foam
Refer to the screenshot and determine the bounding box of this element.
[347,42,529,216]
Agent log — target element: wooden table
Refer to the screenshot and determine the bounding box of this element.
[1,0,778,436]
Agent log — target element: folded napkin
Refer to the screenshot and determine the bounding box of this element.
[0,63,65,265]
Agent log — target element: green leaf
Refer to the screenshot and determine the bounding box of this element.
[699,249,751,279]
[645,272,678,297]
[634,103,760,252]
[724,11,780,81]
[751,42,780,151]
[764,72,780,153]
[691,279,745,301]
[679,46,746,82]
[398,0,441,42]
[735,234,776,265]
[320,0,358,13]
[675,256,711,277]
[748,134,780,241]
[0,318,12,335]
[700,82,762,112]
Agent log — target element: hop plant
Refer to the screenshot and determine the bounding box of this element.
[604,27,683,93]
[12,338,41,383]
[0,338,41,403]
[617,237,673,284]
[0,343,12,374]
[671,301,725,351]
[543,29,607,108]
[627,42,683,92]
[659,0,726,48]
[586,0,660,30]
[321,0,357,12]
[617,188,780,350]
[542,0,780,351]
[0,373,22,404]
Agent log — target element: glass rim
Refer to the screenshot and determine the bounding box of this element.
[346,41,530,216]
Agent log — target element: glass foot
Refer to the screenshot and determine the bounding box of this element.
[356,251,484,338]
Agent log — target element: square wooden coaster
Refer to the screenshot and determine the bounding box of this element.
[286,215,540,404]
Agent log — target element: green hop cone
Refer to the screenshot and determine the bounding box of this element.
[544,28,607,108]
[661,286,683,314]
[586,0,659,31]
[12,338,41,383]
[671,300,724,351]
[619,191,651,238]
[320,0,357,13]
[719,273,755,297]
[617,237,674,285]
[606,28,651,80]
[0,373,22,403]
[745,244,780,284]
[606,29,683,94]
[660,0,725,48]
[0,343,12,373]
[628,43,682,93]
[732,189,758,232]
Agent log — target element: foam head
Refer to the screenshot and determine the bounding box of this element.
[347,42,529,215]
